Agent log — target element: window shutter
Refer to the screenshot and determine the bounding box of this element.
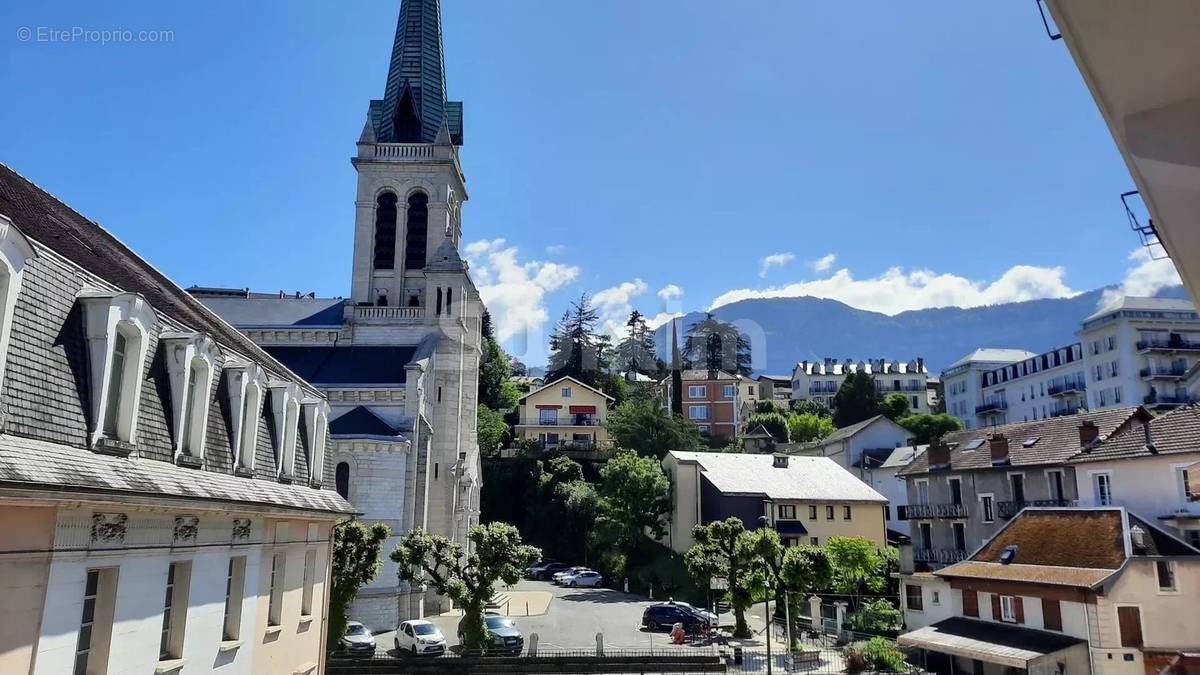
[962,589,978,617]
[1042,598,1062,631]
[1117,606,1143,648]
[1014,596,1024,624]
[990,594,1001,621]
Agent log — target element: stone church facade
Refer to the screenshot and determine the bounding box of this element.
[193,0,482,630]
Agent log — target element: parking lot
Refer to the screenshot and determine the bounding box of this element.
[373,579,728,655]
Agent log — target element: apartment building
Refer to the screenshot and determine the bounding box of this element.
[661,451,887,553]
[895,408,1147,627]
[755,374,794,404]
[944,298,1200,430]
[661,369,744,440]
[899,508,1200,675]
[0,165,352,675]
[791,357,931,414]
[514,376,613,449]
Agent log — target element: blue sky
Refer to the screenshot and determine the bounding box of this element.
[0,1,1180,365]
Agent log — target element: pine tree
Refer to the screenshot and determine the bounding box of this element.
[615,310,661,377]
[545,293,608,386]
[682,313,752,376]
[670,319,683,416]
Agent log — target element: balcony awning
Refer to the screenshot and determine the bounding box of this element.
[897,618,1085,669]
[775,520,808,535]
[535,404,562,409]
[569,405,596,414]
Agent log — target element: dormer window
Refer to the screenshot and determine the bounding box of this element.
[0,214,36,390]
[268,381,302,482]
[160,332,220,467]
[79,291,157,453]
[225,361,266,475]
[301,399,330,485]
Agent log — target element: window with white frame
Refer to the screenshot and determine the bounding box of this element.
[159,561,191,662]
[74,567,117,675]
[999,594,1017,622]
[688,405,710,420]
[723,384,735,398]
[267,552,285,627]
[268,381,302,480]
[980,494,995,523]
[301,399,330,485]
[561,386,571,397]
[0,215,35,391]
[1177,465,1194,501]
[697,424,709,433]
[1094,472,1114,505]
[223,556,246,642]
[1156,560,1177,592]
[160,332,220,464]
[301,549,317,616]
[687,385,706,399]
[225,362,266,474]
[538,408,558,424]
[78,292,157,449]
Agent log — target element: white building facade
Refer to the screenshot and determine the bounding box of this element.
[791,357,931,414]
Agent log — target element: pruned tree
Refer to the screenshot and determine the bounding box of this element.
[825,536,889,610]
[391,523,540,653]
[328,520,392,646]
[780,544,833,645]
[684,517,753,637]
[788,412,836,443]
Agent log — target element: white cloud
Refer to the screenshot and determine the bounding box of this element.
[545,244,566,255]
[593,278,649,337]
[657,284,684,301]
[1098,246,1183,310]
[646,311,684,330]
[464,238,580,344]
[710,263,1079,315]
[758,252,796,278]
[810,253,837,272]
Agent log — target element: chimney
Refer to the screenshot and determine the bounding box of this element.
[917,357,925,372]
[773,453,789,469]
[1130,524,1147,551]
[990,433,1010,464]
[1079,421,1100,447]
[1144,419,1157,454]
[927,441,951,468]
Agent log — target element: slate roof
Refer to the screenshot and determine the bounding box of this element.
[1070,404,1200,463]
[899,407,1144,476]
[795,359,927,376]
[817,414,906,447]
[330,406,409,439]
[668,451,887,502]
[678,369,738,381]
[1083,296,1197,323]
[194,295,345,327]
[880,444,926,470]
[898,617,1085,667]
[264,345,417,385]
[945,348,1037,370]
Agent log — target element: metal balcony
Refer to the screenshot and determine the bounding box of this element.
[1050,405,1082,418]
[1137,338,1200,353]
[997,499,1075,519]
[913,548,968,564]
[904,503,967,519]
[1047,382,1085,397]
[975,400,1007,414]
[1144,394,1194,408]
[1139,366,1189,379]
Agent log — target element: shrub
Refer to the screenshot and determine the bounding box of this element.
[845,599,902,635]
[844,637,910,673]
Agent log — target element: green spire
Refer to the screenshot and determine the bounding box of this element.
[371,0,463,145]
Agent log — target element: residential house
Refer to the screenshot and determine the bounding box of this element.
[756,374,794,404]
[1069,404,1200,548]
[792,414,912,475]
[662,369,744,440]
[514,376,613,449]
[0,165,353,675]
[862,444,927,542]
[791,357,931,414]
[899,508,1200,675]
[895,407,1148,628]
[661,451,887,554]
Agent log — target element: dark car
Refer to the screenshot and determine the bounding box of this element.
[458,615,524,655]
[528,562,571,580]
[640,604,709,632]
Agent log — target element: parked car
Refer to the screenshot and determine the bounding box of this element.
[458,614,525,655]
[662,600,718,627]
[337,621,377,657]
[527,561,571,580]
[393,619,447,657]
[640,602,717,631]
[552,566,591,584]
[523,559,553,576]
[560,570,604,587]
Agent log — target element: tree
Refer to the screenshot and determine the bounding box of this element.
[791,399,831,418]
[880,393,910,420]
[682,313,752,376]
[669,319,683,416]
[832,372,882,428]
[754,399,788,415]
[825,536,888,609]
[607,398,703,459]
[596,449,672,549]
[546,294,609,386]
[684,518,753,637]
[615,310,661,377]
[391,523,540,653]
[328,520,392,646]
[477,405,509,457]
[788,412,836,443]
[898,412,963,445]
[780,544,834,646]
[746,411,790,443]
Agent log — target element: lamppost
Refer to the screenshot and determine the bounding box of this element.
[759,506,794,675]
[757,513,773,675]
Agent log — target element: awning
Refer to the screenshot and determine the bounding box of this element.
[569,405,596,414]
[775,520,808,535]
[535,404,562,410]
[897,618,1085,669]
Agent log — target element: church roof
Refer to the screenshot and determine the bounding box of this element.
[425,236,466,271]
[370,0,463,145]
[192,295,346,327]
[330,406,409,439]
[264,345,417,386]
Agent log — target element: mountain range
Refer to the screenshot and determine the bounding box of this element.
[653,285,1191,377]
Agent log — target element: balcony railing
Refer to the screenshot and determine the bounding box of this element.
[875,383,926,392]
[1144,394,1195,407]
[1139,366,1188,379]
[353,305,424,321]
[1137,338,1200,352]
[525,418,601,427]
[1050,405,1082,418]
[997,499,1075,518]
[1047,382,1086,396]
[975,400,1007,414]
[913,548,968,564]
[808,386,838,394]
[904,503,967,519]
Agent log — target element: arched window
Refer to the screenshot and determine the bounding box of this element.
[405,192,428,270]
[373,192,398,270]
[335,462,350,500]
